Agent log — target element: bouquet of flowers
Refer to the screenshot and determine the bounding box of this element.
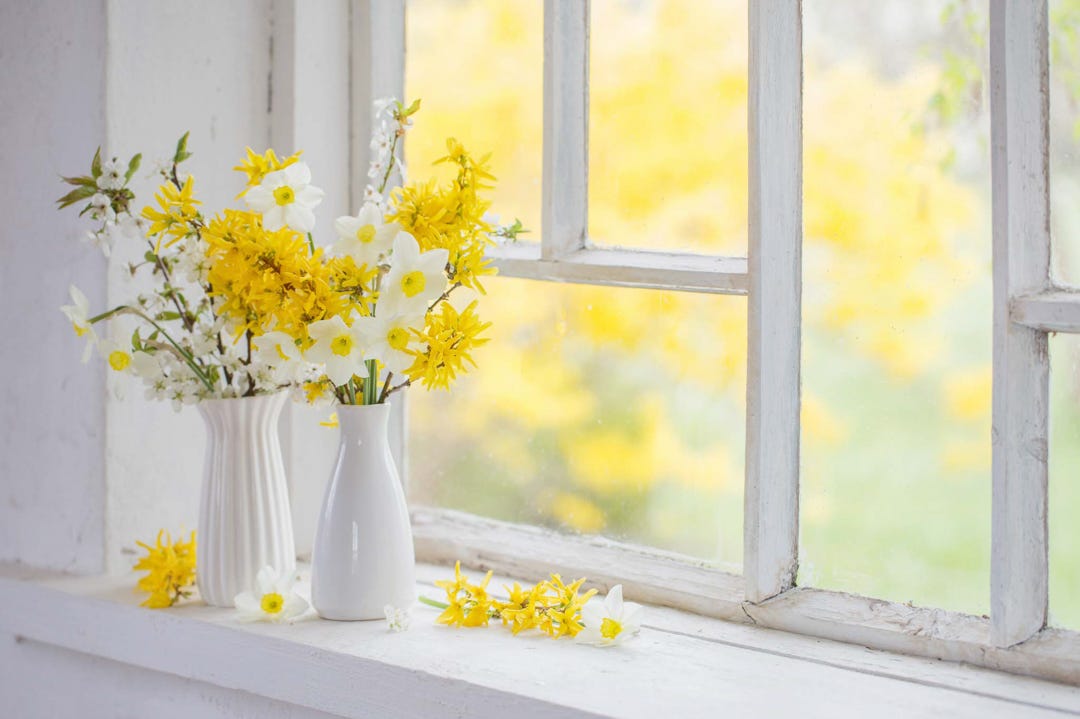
[58,99,523,408]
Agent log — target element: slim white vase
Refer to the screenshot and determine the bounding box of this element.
[197,392,296,607]
[311,402,416,620]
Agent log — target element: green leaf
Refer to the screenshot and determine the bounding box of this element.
[91,147,102,178]
[125,153,142,182]
[173,132,191,164]
[403,98,421,117]
[156,311,182,322]
[132,329,143,351]
[56,184,96,208]
[61,175,97,188]
[144,250,159,263]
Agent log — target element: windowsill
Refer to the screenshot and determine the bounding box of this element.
[1,563,1078,718]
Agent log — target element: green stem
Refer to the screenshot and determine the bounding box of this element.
[363,359,379,405]
[131,309,216,393]
[306,232,315,254]
[378,135,399,194]
[88,305,129,324]
[345,379,357,405]
[418,596,449,611]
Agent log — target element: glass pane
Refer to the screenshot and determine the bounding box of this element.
[1050,0,1080,284]
[409,277,746,566]
[588,0,748,254]
[1050,334,1080,629]
[800,0,992,613]
[405,0,542,238]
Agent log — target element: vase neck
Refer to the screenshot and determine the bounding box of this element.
[197,392,287,435]
[337,402,391,443]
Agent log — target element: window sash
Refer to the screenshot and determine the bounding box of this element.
[363,0,1080,681]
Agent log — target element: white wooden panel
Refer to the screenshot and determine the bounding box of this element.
[487,243,748,294]
[744,0,802,603]
[542,0,589,260]
[1012,289,1080,333]
[5,566,1080,715]
[352,0,410,488]
[989,0,1052,648]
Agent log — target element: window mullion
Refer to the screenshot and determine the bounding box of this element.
[989,0,1052,648]
[542,0,589,260]
[744,0,803,604]
[352,0,408,482]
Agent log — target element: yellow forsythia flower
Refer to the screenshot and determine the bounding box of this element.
[141,176,202,250]
[133,530,196,609]
[233,147,302,190]
[405,300,491,391]
[434,561,496,627]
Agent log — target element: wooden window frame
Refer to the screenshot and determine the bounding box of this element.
[354,0,1080,683]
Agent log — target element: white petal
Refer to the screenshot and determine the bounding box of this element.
[391,232,420,263]
[255,566,278,595]
[284,204,315,233]
[357,203,382,226]
[280,592,309,621]
[604,584,624,616]
[334,216,361,241]
[244,185,275,213]
[234,592,261,616]
[262,206,286,231]
[296,185,324,208]
[285,162,312,186]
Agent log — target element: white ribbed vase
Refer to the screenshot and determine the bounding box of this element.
[311,402,415,620]
[197,392,296,607]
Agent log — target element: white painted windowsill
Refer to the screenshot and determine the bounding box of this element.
[1,563,1078,718]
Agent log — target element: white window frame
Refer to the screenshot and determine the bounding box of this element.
[353,0,1080,684]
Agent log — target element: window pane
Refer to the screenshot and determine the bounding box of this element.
[800,0,992,613]
[409,277,746,566]
[405,0,542,238]
[1050,334,1080,629]
[1051,0,1080,284]
[588,0,748,254]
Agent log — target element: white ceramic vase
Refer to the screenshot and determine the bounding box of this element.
[197,392,296,607]
[311,402,416,620]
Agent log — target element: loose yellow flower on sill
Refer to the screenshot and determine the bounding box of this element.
[133,530,196,609]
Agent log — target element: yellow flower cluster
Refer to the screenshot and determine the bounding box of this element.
[433,561,596,638]
[202,210,361,342]
[133,530,197,609]
[388,138,497,292]
[405,299,491,390]
[142,175,201,248]
[233,147,302,190]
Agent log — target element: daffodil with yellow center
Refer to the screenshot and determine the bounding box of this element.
[243,162,324,233]
[304,314,367,386]
[332,202,401,269]
[234,566,308,624]
[355,308,424,375]
[577,585,642,647]
[59,285,98,362]
[273,185,295,205]
[381,232,449,315]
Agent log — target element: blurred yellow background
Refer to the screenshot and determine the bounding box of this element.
[403,0,1080,626]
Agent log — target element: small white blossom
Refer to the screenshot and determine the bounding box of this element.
[577,585,643,647]
[384,604,410,632]
[98,159,125,190]
[367,159,385,181]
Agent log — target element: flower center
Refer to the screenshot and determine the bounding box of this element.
[330,333,354,357]
[108,350,131,372]
[273,186,295,206]
[260,592,285,614]
[387,326,410,351]
[401,271,426,298]
[600,617,623,640]
[356,225,377,244]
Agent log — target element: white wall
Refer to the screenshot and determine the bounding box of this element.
[1,0,358,574]
[0,0,109,573]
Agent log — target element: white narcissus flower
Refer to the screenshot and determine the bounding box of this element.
[384,604,410,632]
[251,330,305,382]
[304,314,367,386]
[234,566,309,623]
[243,162,324,233]
[332,203,400,268]
[97,339,133,373]
[355,308,424,374]
[577,585,643,647]
[381,232,449,316]
[60,285,98,362]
